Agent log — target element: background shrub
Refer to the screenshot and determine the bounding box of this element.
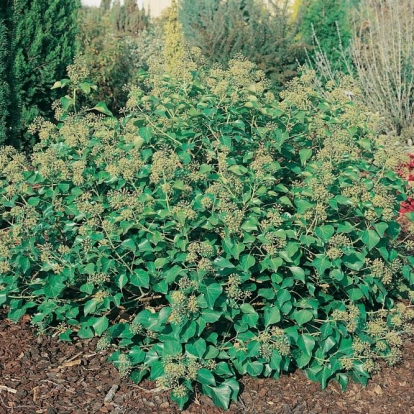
[77,10,133,112]
[299,0,355,73]
[302,0,414,143]
[179,0,305,93]
[0,0,80,150]
[0,6,10,146]
[352,0,414,136]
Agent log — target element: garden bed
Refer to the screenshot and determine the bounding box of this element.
[1,311,413,414]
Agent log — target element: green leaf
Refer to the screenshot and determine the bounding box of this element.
[337,221,355,233]
[261,257,283,271]
[336,373,349,391]
[228,165,248,175]
[197,368,216,386]
[80,283,94,295]
[321,365,334,389]
[240,254,255,271]
[149,360,164,380]
[17,256,31,273]
[27,197,40,206]
[295,333,316,368]
[241,217,258,231]
[311,254,332,275]
[92,101,113,116]
[221,378,239,403]
[171,391,189,410]
[297,333,315,356]
[295,199,314,214]
[214,362,233,378]
[163,340,182,357]
[92,316,109,336]
[78,325,94,339]
[83,263,95,275]
[270,350,282,372]
[315,225,335,242]
[264,306,281,327]
[277,289,291,306]
[240,303,255,314]
[258,288,276,300]
[343,252,365,271]
[205,384,232,410]
[346,287,364,301]
[51,80,62,89]
[133,136,145,149]
[205,345,219,359]
[52,79,69,89]
[194,338,207,358]
[60,95,74,111]
[121,238,136,252]
[130,269,150,288]
[164,266,183,284]
[0,291,7,306]
[84,298,99,316]
[214,257,235,269]
[374,222,388,237]
[361,229,380,250]
[199,164,212,174]
[116,274,128,290]
[299,148,312,165]
[293,309,313,326]
[79,82,91,94]
[129,346,146,364]
[59,329,73,341]
[201,283,223,308]
[8,300,36,322]
[44,275,66,298]
[200,309,222,323]
[289,266,305,282]
[240,304,259,327]
[322,336,337,354]
[279,196,293,207]
[247,361,264,376]
[139,127,153,142]
[154,257,169,269]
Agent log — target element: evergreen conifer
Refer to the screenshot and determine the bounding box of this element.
[0,0,80,149]
[12,0,80,148]
[299,0,353,71]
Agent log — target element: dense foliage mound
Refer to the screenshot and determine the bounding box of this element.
[1,58,414,410]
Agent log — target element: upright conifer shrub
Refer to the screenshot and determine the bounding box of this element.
[299,0,354,73]
[0,1,19,146]
[3,0,80,149]
[1,55,414,410]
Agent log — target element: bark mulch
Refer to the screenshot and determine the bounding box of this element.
[1,311,413,414]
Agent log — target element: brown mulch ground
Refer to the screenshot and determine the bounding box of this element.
[1,312,413,414]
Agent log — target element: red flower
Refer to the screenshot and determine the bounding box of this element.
[397,154,414,216]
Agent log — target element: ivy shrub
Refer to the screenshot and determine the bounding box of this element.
[1,59,414,410]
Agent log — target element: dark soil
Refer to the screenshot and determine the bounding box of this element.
[1,312,413,414]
